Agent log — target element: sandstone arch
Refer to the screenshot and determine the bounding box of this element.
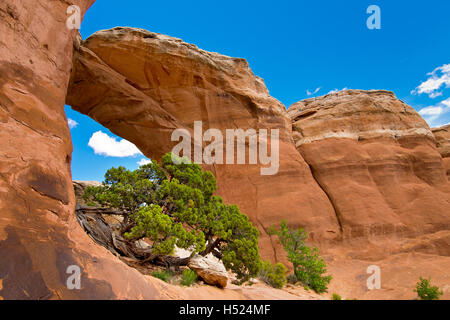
[65,27,342,264]
[1,0,450,300]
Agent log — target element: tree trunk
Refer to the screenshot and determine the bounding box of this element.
[76,206,193,271]
[200,237,221,256]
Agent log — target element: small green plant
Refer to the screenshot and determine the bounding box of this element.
[259,260,287,289]
[414,277,443,300]
[181,269,198,286]
[151,269,172,283]
[269,220,332,293]
[332,293,342,300]
[287,274,298,285]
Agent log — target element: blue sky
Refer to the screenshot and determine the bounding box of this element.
[66,0,450,181]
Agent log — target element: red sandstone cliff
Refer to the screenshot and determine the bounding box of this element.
[433,124,450,178]
[0,0,179,300]
[288,90,450,240]
[0,0,449,300]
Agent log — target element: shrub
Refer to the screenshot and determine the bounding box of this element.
[269,220,332,293]
[181,269,198,286]
[259,260,287,289]
[287,274,298,285]
[151,269,172,283]
[83,153,261,283]
[414,277,443,300]
[332,293,342,300]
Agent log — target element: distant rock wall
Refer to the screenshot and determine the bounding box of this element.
[432,124,450,178]
[288,90,450,239]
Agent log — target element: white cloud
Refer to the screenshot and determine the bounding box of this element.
[137,158,152,166]
[412,63,450,98]
[306,87,321,96]
[328,87,348,94]
[418,97,450,127]
[68,118,78,129]
[441,98,450,108]
[88,131,142,157]
[419,106,444,116]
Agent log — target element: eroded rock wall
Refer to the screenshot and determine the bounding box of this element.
[432,124,450,178]
[1,1,449,299]
[0,0,175,300]
[288,90,450,240]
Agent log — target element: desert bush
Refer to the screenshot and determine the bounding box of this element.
[259,260,287,289]
[287,274,298,284]
[332,293,342,300]
[181,269,198,286]
[151,269,172,283]
[414,277,443,300]
[269,220,332,293]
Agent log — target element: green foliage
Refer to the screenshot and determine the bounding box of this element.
[287,274,298,285]
[151,269,172,283]
[86,200,97,207]
[82,165,156,214]
[332,293,342,300]
[269,220,332,293]
[181,269,198,286]
[83,153,261,283]
[124,204,205,255]
[259,260,287,289]
[414,277,443,300]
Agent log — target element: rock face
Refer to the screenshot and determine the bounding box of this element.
[287,91,450,300]
[66,27,341,264]
[0,0,182,300]
[1,0,450,300]
[73,180,101,205]
[288,90,450,240]
[188,255,229,288]
[432,124,450,178]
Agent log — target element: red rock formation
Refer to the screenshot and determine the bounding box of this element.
[1,0,449,300]
[0,0,177,300]
[66,27,341,264]
[288,91,450,300]
[433,124,450,178]
[288,90,450,240]
[66,31,450,300]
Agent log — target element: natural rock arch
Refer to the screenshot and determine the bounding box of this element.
[1,0,449,300]
[66,27,341,263]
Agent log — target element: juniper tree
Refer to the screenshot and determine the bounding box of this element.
[269,220,332,293]
[83,153,261,282]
